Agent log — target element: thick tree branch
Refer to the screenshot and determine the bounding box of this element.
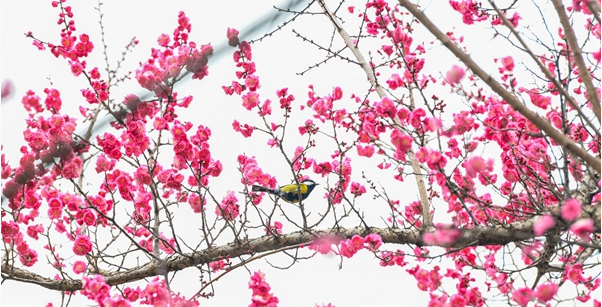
[587,0,601,23]
[398,0,601,173]
[551,0,601,121]
[3,203,599,292]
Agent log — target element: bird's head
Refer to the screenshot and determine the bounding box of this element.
[301,179,318,186]
[301,179,318,194]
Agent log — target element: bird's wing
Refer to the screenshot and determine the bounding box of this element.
[279,183,308,194]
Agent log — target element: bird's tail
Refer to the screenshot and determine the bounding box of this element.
[251,185,270,193]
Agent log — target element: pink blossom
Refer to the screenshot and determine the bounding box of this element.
[312,97,333,119]
[26,224,44,240]
[594,48,601,63]
[1,79,14,99]
[565,263,585,284]
[363,233,382,250]
[308,235,338,255]
[449,294,467,307]
[215,191,239,221]
[43,88,63,112]
[188,193,206,213]
[245,75,260,91]
[73,235,92,256]
[249,271,279,307]
[209,260,227,273]
[569,218,595,241]
[133,166,152,186]
[260,99,272,116]
[391,130,413,156]
[535,282,558,302]
[422,224,461,246]
[265,221,283,235]
[62,157,83,179]
[500,56,515,72]
[449,0,487,25]
[73,260,87,274]
[89,67,101,79]
[272,221,283,234]
[386,73,404,90]
[407,265,442,292]
[123,287,140,302]
[446,65,465,85]
[94,154,116,173]
[332,86,343,100]
[533,214,555,236]
[157,33,170,47]
[227,27,240,47]
[464,156,486,178]
[339,235,364,258]
[242,92,260,110]
[374,97,397,118]
[508,12,521,27]
[561,198,581,221]
[1,221,20,241]
[382,251,408,267]
[512,287,533,307]
[140,277,173,306]
[69,60,84,76]
[18,248,38,267]
[81,275,110,304]
[356,144,375,158]
[232,120,255,138]
[21,90,43,113]
[525,88,551,109]
[350,182,367,196]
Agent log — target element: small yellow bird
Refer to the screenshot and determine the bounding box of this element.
[251,179,318,203]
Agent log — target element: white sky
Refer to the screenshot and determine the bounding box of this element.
[1,0,598,306]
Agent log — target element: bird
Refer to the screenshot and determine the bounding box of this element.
[251,179,319,204]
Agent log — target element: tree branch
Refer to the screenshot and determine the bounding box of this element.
[3,202,599,292]
[551,0,601,122]
[487,0,599,136]
[587,0,601,23]
[316,0,434,230]
[398,0,601,173]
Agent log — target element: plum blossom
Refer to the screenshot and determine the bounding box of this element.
[561,198,581,221]
[512,287,533,307]
[569,218,595,241]
[215,191,239,221]
[73,235,92,256]
[535,282,558,303]
[533,214,555,236]
[446,65,465,85]
[73,260,87,274]
[249,271,279,307]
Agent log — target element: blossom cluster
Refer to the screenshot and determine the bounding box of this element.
[80,275,199,307]
[136,11,213,95]
[248,271,279,307]
[339,234,383,258]
[215,191,240,221]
